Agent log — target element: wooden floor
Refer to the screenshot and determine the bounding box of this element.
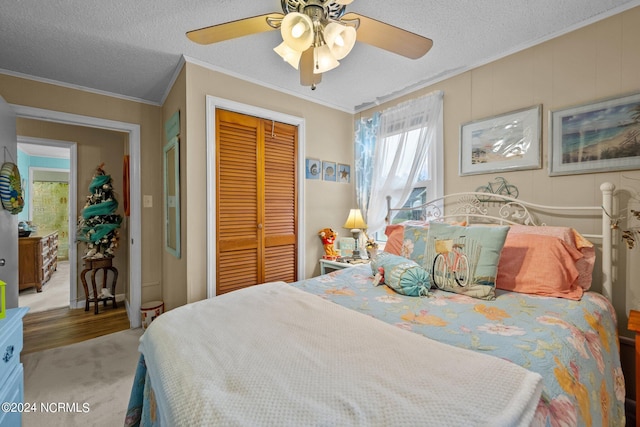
[23,305,130,354]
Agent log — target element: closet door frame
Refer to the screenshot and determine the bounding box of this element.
[205,96,306,298]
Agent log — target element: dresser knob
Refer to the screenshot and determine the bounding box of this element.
[3,345,14,363]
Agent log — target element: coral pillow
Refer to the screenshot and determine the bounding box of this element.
[507,225,594,290]
[497,233,584,300]
[384,224,405,256]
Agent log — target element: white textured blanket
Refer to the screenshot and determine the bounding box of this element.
[139,282,542,426]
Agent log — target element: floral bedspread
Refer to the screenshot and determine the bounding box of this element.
[291,265,625,427]
[125,264,625,426]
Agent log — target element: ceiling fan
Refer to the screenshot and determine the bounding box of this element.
[187,0,433,90]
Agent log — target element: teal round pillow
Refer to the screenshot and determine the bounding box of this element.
[371,252,430,297]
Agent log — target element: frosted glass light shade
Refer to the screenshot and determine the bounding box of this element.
[324,22,356,60]
[274,42,303,69]
[280,12,313,52]
[313,45,339,74]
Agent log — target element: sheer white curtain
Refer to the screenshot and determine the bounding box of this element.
[366,91,443,234]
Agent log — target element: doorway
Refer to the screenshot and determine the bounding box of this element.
[12,104,142,328]
[16,137,75,313]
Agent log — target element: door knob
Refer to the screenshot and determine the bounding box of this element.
[257,224,263,229]
[0,259,5,267]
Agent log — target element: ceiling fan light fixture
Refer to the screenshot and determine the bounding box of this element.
[323,22,356,60]
[280,12,314,51]
[274,42,303,69]
[313,45,339,74]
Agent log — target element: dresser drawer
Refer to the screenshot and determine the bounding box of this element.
[0,364,24,427]
[0,311,25,389]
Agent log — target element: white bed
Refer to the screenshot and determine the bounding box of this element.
[125,182,625,426]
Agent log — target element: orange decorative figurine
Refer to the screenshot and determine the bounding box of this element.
[318,228,339,260]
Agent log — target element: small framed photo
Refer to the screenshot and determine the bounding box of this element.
[338,164,351,183]
[459,105,542,176]
[549,92,640,176]
[323,161,337,182]
[305,158,321,180]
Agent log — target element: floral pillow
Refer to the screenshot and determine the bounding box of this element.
[370,252,430,297]
[425,222,509,300]
[387,221,468,264]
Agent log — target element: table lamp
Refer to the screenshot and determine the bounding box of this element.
[343,208,367,259]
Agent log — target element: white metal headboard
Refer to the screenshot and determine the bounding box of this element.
[386,182,615,301]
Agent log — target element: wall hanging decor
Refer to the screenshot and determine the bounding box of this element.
[549,92,640,176]
[0,155,24,214]
[460,105,541,176]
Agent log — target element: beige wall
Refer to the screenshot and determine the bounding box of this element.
[176,61,354,309]
[0,74,164,308]
[16,118,129,304]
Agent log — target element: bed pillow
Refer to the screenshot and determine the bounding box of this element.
[497,233,584,300]
[508,225,595,290]
[425,222,509,300]
[370,252,430,297]
[387,220,468,262]
[402,225,431,265]
[384,224,406,256]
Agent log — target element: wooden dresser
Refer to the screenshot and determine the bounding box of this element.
[0,307,29,427]
[18,231,59,292]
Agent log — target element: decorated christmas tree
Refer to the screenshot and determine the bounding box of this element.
[77,164,122,259]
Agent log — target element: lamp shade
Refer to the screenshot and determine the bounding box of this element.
[280,12,314,52]
[274,42,303,69]
[313,45,339,74]
[343,209,367,231]
[324,22,357,60]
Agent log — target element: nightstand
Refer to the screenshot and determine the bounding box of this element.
[627,310,640,423]
[319,258,369,275]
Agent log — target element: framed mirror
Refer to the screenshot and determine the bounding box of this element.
[163,137,180,258]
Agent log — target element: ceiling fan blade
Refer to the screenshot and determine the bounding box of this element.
[300,48,322,87]
[342,12,433,59]
[187,13,284,45]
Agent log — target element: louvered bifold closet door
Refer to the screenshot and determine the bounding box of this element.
[216,110,261,294]
[263,119,297,283]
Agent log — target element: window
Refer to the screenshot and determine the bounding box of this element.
[374,123,442,240]
[357,91,443,239]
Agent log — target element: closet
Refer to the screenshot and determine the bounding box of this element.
[215,109,298,294]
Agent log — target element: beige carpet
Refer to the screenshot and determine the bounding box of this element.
[22,328,143,427]
[19,260,70,313]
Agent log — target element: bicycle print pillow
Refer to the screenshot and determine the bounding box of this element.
[425,222,509,300]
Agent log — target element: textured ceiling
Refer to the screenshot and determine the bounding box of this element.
[1,0,639,113]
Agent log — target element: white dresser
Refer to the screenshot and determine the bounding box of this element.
[0,307,28,427]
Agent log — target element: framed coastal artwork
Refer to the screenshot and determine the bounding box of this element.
[323,161,337,182]
[459,105,542,176]
[338,163,351,183]
[549,92,640,176]
[305,158,321,180]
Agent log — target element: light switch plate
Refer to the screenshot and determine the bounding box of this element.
[143,195,153,208]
